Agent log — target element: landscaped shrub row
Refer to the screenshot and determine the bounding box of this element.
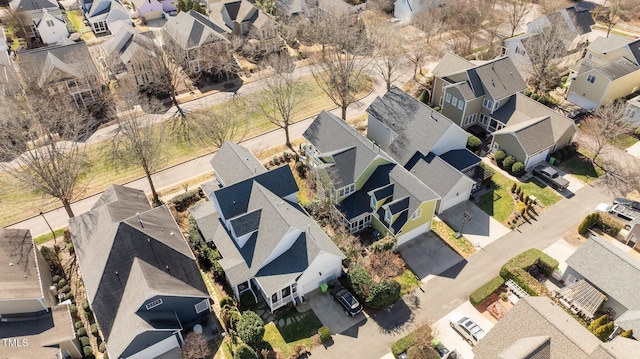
[577,213,623,237]
[469,276,505,306]
[170,189,203,212]
[467,135,482,154]
[493,150,525,177]
[187,216,224,278]
[499,249,558,296]
[390,324,434,357]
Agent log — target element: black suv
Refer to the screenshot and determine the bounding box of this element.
[330,286,363,317]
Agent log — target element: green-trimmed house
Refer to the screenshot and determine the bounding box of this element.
[303,111,439,246]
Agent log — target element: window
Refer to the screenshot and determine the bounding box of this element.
[145,298,163,310]
[445,93,451,103]
[370,196,377,210]
[195,299,209,313]
[452,97,458,107]
[439,96,444,107]
[339,184,355,198]
[271,292,278,303]
[282,286,291,298]
[463,114,476,126]
[482,98,493,110]
[479,113,488,125]
[458,100,464,110]
[411,208,422,220]
[384,209,392,223]
[515,46,525,56]
[587,75,596,83]
[46,20,54,27]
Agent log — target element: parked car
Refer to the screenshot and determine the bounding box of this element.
[432,339,450,357]
[614,198,640,211]
[596,203,637,229]
[449,312,486,346]
[532,164,570,191]
[330,286,363,317]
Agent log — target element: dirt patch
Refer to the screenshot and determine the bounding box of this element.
[476,288,516,324]
[562,228,586,248]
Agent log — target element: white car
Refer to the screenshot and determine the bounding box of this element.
[449,312,486,346]
[596,203,612,213]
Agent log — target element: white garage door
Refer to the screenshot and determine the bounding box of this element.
[397,222,430,247]
[567,92,597,111]
[127,333,179,359]
[143,10,163,20]
[440,192,470,213]
[526,150,550,170]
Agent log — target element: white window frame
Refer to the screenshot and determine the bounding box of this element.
[445,93,451,103]
[452,97,458,107]
[411,208,422,220]
[384,209,392,223]
[479,113,488,125]
[370,196,377,210]
[439,96,444,107]
[194,299,209,313]
[339,184,355,198]
[458,100,464,110]
[587,74,595,83]
[146,298,163,310]
[46,20,55,27]
[482,98,493,110]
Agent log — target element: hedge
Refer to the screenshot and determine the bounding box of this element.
[90,323,99,335]
[83,346,93,356]
[596,214,623,236]
[52,275,62,283]
[512,162,525,177]
[499,249,558,296]
[502,156,516,170]
[170,189,202,212]
[318,326,332,343]
[80,336,90,346]
[370,236,395,252]
[578,213,599,235]
[391,334,415,357]
[348,265,401,310]
[494,150,506,164]
[467,135,482,152]
[99,343,107,353]
[470,276,505,306]
[58,278,67,287]
[77,327,87,337]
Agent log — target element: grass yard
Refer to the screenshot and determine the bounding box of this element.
[395,269,420,296]
[0,75,372,227]
[33,228,67,245]
[66,10,96,41]
[556,148,604,183]
[612,133,639,150]
[263,310,322,357]
[476,170,561,224]
[431,220,475,258]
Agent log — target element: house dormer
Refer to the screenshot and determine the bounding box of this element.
[369,183,394,211]
[382,196,409,226]
[228,209,261,247]
[260,225,303,269]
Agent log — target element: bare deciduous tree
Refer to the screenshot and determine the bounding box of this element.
[504,0,532,37]
[368,14,406,90]
[310,9,371,120]
[181,332,211,359]
[0,95,90,218]
[365,251,405,282]
[192,100,247,148]
[583,101,631,166]
[110,88,169,205]
[523,19,567,93]
[594,0,640,37]
[252,53,302,147]
[7,8,33,48]
[443,0,486,55]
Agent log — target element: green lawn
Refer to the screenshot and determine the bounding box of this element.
[431,220,475,258]
[395,269,420,296]
[476,170,561,224]
[0,75,370,227]
[263,310,322,357]
[65,10,96,41]
[34,228,67,245]
[556,148,604,183]
[612,133,639,150]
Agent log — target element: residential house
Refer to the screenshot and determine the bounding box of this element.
[69,184,211,359]
[208,0,281,54]
[191,143,345,312]
[80,0,132,34]
[9,0,69,45]
[366,87,480,213]
[432,53,577,169]
[130,0,176,20]
[276,0,309,17]
[303,111,439,245]
[393,0,440,23]
[502,6,594,80]
[15,42,101,109]
[473,296,639,359]
[624,94,640,126]
[0,228,82,359]
[562,236,640,326]
[99,23,158,87]
[567,34,640,110]
[162,10,231,75]
[210,141,267,187]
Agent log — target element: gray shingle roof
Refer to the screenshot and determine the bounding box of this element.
[17,42,98,88]
[616,310,640,340]
[0,228,44,301]
[566,236,640,310]
[598,57,638,80]
[101,23,156,68]
[0,304,76,359]
[567,7,595,35]
[493,116,555,156]
[439,149,481,172]
[491,93,576,144]
[366,87,457,166]
[587,35,633,55]
[473,57,527,100]
[69,184,208,359]
[211,141,267,186]
[10,0,57,12]
[162,10,228,50]
[588,336,640,359]
[473,297,601,359]
[304,111,391,188]
[432,52,475,77]
[406,153,466,199]
[196,174,344,296]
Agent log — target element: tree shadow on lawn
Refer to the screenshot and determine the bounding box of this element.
[275,310,323,343]
[371,294,422,335]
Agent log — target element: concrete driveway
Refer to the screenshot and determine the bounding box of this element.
[306,288,366,336]
[543,238,579,273]
[398,232,464,282]
[438,201,511,249]
[432,301,495,359]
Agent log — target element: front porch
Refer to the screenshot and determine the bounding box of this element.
[234,279,304,313]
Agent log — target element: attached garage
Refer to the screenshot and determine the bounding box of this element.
[567,92,598,111]
[142,10,163,20]
[127,333,180,359]
[526,149,550,170]
[397,222,430,247]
